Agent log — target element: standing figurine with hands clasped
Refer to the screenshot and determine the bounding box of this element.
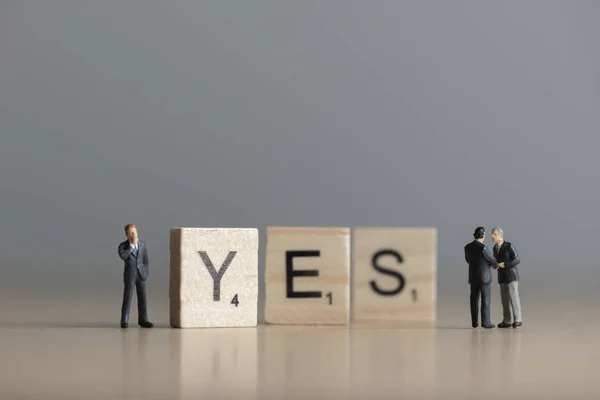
[118,224,154,328]
[465,226,499,329]
[491,227,522,328]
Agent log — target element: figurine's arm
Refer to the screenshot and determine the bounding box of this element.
[143,245,149,266]
[464,247,470,264]
[118,242,133,260]
[504,244,520,268]
[483,246,499,269]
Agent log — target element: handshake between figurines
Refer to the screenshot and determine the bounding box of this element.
[491,262,505,270]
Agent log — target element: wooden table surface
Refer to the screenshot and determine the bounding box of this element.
[0,292,597,399]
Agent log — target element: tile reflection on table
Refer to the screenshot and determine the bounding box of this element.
[170,327,258,400]
[258,326,351,399]
[349,327,436,398]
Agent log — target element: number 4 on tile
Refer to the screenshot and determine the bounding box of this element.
[231,294,239,307]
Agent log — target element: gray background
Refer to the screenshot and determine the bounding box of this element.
[1,1,598,323]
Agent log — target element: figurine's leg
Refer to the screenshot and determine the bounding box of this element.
[509,281,522,324]
[480,284,492,326]
[470,284,480,327]
[121,281,134,325]
[500,283,512,324]
[136,277,149,324]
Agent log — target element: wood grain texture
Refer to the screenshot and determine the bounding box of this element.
[352,227,437,325]
[169,228,259,328]
[264,226,350,325]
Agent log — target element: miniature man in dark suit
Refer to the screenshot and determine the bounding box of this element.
[118,224,154,328]
[491,227,522,328]
[464,226,499,328]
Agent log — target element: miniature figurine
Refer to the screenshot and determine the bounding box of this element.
[118,224,154,328]
[491,227,522,328]
[464,226,499,328]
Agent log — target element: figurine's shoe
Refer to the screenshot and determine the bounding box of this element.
[139,321,154,328]
[498,322,512,328]
[472,324,478,328]
[512,322,522,328]
[482,323,495,329]
[121,322,128,328]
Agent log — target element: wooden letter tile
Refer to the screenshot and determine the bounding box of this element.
[264,227,350,325]
[352,227,437,325]
[170,228,259,328]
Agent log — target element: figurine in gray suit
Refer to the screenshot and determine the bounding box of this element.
[465,227,499,328]
[118,224,153,328]
[491,227,522,328]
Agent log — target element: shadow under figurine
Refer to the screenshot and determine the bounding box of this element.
[118,224,154,328]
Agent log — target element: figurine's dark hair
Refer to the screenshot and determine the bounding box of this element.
[473,226,485,239]
[124,224,136,233]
